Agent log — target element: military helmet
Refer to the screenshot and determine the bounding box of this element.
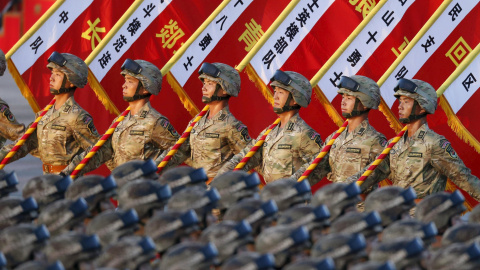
[220,252,275,270]
[167,186,220,228]
[349,261,396,270]
[0,49,6,76]
[158,166,208,194]
[144,209,200,254]
[312,182,361,222]
[223,198,278,236]
[120,59,162,95]
[22,174,72,210]
[393,78,437,114]
[36,198,89,236]
[270,70,312,108]
[337,75,381,109]
[260,178,311,211]
[94,236,156,269]
[442,223,480,247]
[0,223,49,268]
[210,171,260,211]
[330,211,382,238]
[13,261,65,270]
[160,242,218,270]
[311,233,367,270]
[255,225,310,268]
[415,190,466,233]
[0,170,19,199]
[382,219,437,246]
[86,209,139,247]
[0,196,38,229]
[369,238,424,269]
[283,258,336,270]
[198,62,241,97]
[427,242,480,270]
[46,51,88,88]
[65,175,117,213]
[117,179,171,220]
[364,186,417,227]
[111,159,158,189]
[470,203,480,224]
[42,232,101,269]
[277,204,330,231]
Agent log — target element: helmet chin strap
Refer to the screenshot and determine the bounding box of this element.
[273,93,301,114]
[202,84,230,103]
[399,101,427,123]
[123,82,151,102]
[342,98,369,118]
[49,75,76,95]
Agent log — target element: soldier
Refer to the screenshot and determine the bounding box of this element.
[291,75,387,185]
[0,49,25,149]
[218,70,322,183]
[155,62,251,179]
[0,51,100,174]
[62,59,179,176]
[347,79,480,200]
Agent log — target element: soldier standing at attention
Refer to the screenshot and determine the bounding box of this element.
[0,51,100,174]
[291,75,387,186]
[0,49,25,149]
[155,62,251,180]
[62,59,179,176]
[347,78,480,200]
[217,70,322,184]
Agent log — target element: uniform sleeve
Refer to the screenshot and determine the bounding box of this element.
[154,122,192,175]
[151,118,180,159]
[0,122,38,163]
[0,105,25,141]
[73,114,101,150]
[431,139,480,201]
[62,137,114,176]
[227,122,252,154]
[217,128,266,176]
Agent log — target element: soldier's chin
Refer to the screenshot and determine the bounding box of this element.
[49,88,60,95]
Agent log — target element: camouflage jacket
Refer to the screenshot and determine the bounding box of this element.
[218,113,322,183]
[347,123,480,200]
[0,98,25,148]
[0,97,100,167]
[63,101,179,175]
[155,105,251,178]
[292,119,387,186]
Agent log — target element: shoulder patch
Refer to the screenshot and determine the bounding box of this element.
[140,111,148,118]
[0,105,15,123]
[239,126,250,142]
[63,105,71,113]
[83,115,98,135]
[445,144,458,159]
[380,138,388,147]
[166,123,178,137]
[439,139,450,149]
[418,131,426,139]
[236,123,247,132]
[309,132,322,148]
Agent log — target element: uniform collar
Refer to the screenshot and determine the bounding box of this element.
[131,101,152,118]
[207,105,230,121]
[54,96,75,114]
[407,123,429,141]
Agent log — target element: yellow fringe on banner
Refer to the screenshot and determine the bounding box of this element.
[87,70,120,115]
[165,72,199,117]
[313,86,343,127]
[7,59,40,113]
[439,96,480,154]
[245,64,274,105]
[379,98,402,133]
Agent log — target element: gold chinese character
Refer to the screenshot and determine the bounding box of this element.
[81,18,106,51]
[350,0,376,18]
[238,18,264,52]
[446,37,472,67]
[391,36,410,57]
[156,19,185,49]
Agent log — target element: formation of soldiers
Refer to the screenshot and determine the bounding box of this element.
[1,49,480,269]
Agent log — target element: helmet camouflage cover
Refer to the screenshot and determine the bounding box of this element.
[46,53,88,88]
[199,63,240,97]
[393,79,437,114]
[337,75,381,109]
[271,71,312,107]
[120,59,163,95]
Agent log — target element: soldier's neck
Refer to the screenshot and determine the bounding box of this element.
[207,100,228,119]
[53,92,74,110]
[346,114,368,133]
[128,98,149,116]
[406,117,427,137]
[277,110,298,128]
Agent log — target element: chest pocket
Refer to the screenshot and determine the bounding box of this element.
[121,128,148,158]
[265,141,294,176]
[201,132,221,149]
[46,123,68,155]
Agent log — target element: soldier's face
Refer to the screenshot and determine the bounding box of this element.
[123,75,140,97]
[341,94,357,114]
[50,68,69,90]
[202,78,217,97]
[273,87,295,108]
[398,96,425,119]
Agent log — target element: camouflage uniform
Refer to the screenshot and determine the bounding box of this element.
[63,101,179,175]
[156,63,251,178]
[292,76,387,185]
[218,71,321,183]
[0,98,25,149]
[347,79,480,200]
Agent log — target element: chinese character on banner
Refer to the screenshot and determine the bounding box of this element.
[59,11,69,24]
[143,3,156,18]
[366,31,377,44]
[382,10,394,26]
[296,8,310,27]
[285,22,299,42]
[127,18,141,36]
[113,34,127,53]
[98,51,112,69]
[82,18,106,50]
[183,56,194,71]
[216,15,228,31]
[445,37,472,67]
[329,71,343,87]
[199,33,213,51]
[391,36,410,57]
[448,3,462,21]
[462,73,476,92]
[156,19,185,49]
[349,0,376,18]
[262,50,276,69]
[347,49,362,67]
[274,36,288,54]
[421,35,435,53]
[30,36,43,54]
[238,18,264,52]
[395,66,408,80]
